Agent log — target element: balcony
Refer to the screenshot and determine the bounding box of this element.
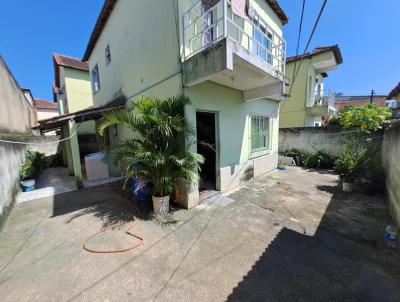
[182,0,287,101]
[307,89,337,117]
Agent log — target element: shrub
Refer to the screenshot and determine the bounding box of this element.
[334,148,368,182]
[20,150,45,179]
[303,150,334,169]
[282,148,307,166]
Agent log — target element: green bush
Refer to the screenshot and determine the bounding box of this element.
[20,150,45,179]
[303,150,334,169]
[282,148,307,166]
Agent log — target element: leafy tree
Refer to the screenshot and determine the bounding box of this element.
[338,104,392,130]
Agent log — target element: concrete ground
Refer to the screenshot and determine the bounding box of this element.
[17,167,122,203]
[1,167,399,302]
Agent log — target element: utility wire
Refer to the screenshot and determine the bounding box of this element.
[290,0,306,91]
[288,0,328,98]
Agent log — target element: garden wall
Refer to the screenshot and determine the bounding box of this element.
[382,123,400,227]
[279,127,384,157]
[0,134,60,228]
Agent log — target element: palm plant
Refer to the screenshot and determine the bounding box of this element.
[335,148,368,183]
[98,95,204,199]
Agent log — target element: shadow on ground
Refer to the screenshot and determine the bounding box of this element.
[227,180,400,302]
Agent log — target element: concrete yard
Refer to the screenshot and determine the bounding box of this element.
[0,167,399,301]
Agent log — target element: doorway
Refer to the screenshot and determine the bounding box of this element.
[196,111,217,191]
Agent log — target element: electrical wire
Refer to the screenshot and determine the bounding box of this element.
[0,113,86,146]
[288,0,328,98]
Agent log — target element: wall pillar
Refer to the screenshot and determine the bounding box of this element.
[68,120,83,188]
[62,124,74,176]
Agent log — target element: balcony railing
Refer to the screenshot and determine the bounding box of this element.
[182,0,287,77]
[313,89,336,108]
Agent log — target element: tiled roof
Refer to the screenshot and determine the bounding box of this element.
[53,54,88,71]
[388,82,400,100]
[82,0,287,61]
[287,45,343,65]
[34,99,59,110]
[266,0,288,25]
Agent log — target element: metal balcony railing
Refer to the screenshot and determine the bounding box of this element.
[182,0,287,77]
[313,89,336,108]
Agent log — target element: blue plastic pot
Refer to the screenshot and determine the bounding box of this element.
[21,178,36,192]
[131,178,151,202]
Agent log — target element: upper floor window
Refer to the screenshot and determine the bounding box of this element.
[105,44,111,65]
[250,13,273,64]
[91,64,101,94]
[251,115,271,151]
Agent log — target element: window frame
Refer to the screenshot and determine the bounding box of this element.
[91,64,101,94]
[250,115,272,152]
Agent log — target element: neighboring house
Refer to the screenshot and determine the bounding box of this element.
[33,99,59,121]
[387,82,400,119]
[52,53,96,134]
[0,55,36,134]
[82,0,288,200]
[336,95,388,111]
[280,45,343,128]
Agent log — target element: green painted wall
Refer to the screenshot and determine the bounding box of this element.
[186,81,279,168]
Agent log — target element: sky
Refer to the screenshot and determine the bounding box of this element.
[1,0,400,101]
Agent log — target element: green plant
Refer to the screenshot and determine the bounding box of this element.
[303,150,334,169]
[334,148,368,182]
[337,104,392,130]
[282,148,307,166]
[99,95,204,197]
[20,150,45,179]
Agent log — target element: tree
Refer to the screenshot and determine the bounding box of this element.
[333,104,392,130]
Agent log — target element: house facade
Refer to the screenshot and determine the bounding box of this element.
[336,95,388,111]
[387,82,400,119]
[83,0,288,202]
[33,99,59,121]
[280,45,343,128]
[52,54,96,134]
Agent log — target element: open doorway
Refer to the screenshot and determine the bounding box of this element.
[196,111,217,191]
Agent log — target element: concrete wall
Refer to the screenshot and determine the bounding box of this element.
[279,127,383,157]
[0,134,60,227]
[382,124,400,227]
[0,56,35,134]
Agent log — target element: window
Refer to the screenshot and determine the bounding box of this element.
[386,100,397,109]
[91,64,101,94]
[250,13,273,64]
[105,44,111,65]
[314,122,321,127]
[251,115,270,151]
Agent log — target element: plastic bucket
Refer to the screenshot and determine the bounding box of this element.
[21,179,36,192]
[385,225,398,248]
[131,178,151,202]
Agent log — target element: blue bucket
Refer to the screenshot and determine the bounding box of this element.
[131,178,151,202]
[21,179,36,192]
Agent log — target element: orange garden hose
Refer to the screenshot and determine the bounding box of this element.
[83,186,144,254]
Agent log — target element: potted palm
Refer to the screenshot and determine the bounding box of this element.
[335,148,368,192]
[99,95,203,215]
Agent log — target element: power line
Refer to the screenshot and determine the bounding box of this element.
[290,0,306,89]
[288,0,328,97]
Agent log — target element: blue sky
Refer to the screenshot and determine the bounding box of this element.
[1,0,399,101]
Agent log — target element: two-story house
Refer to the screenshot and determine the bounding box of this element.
[280,45,343,128]
[52,54,96,134]
[83,0,288,205]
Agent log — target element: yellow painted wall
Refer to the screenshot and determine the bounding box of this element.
[88,0,181,108]
[63,67,95,134]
